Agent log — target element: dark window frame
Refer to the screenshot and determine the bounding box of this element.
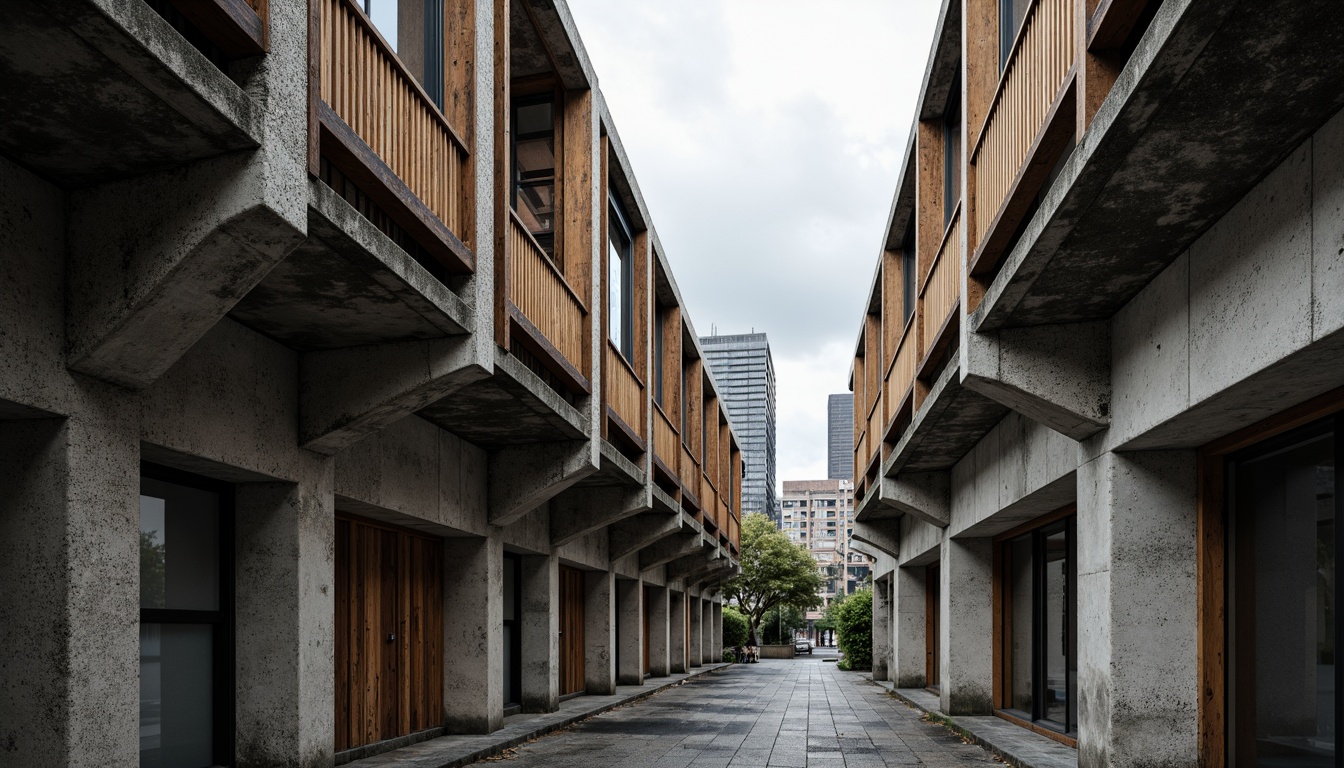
[139,462,236,768]
[943,79,962,228]
[502,552,523,707]
[653,304,665,407]
[607,193,635,363]
[511,91,559,260]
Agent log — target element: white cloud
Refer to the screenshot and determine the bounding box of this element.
[567,0,943,485]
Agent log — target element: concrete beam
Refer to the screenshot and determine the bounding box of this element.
[551,486,650,547]
[883,472,950,527]
[963,322,1110,441]
[66,154,306,389]
[851,520,901,558]
[608,511,685,561]
[488,440,598,527]
[639,530,708,571]
[298,337,488,455]
[692,561,737,590]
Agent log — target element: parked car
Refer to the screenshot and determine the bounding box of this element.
[794,638,812,655]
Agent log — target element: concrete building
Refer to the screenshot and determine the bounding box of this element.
[700,333,778,521]
[850,0,1344,764]
[828,393,855,480]
[780,479,870,639]
[0,1,740,765]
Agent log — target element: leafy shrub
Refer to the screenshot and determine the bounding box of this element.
[835,588,872,671]
[722,606,749,648]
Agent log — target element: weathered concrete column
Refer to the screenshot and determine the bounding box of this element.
[443,534,504,733]
[701,599,714,664]
[647,585,670,677]
[520,553,559,712]
[616,577,644,685]
[872,576,893,682]
[1077,450,1197,768]
[0,410,139,767]
[669,590,688,673]
[688,595,703,667]
[234,461,335,767]
[940,537,993,715]
[893,566,927,688]
[710,601,723,664]
[584,569,617,694]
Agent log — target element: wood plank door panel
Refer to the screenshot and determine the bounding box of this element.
[558,566,585,695]
[642,586,650,676]
[336,515,444,751]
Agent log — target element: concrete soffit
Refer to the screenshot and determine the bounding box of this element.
[608,510,686,562]
[851,519,901,559]
[878,472,950,528]
[487,440,600,527]
[962,321,1110,441]
[550,484,650,547]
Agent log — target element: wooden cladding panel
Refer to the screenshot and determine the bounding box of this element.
[680,444,700,507]
[559,566,586,696]
[885,329,917,425]
[969,0,1076,255]
[335,516,443,752]
[509,211,587,369]
[606,343,645,440]
[319,0,470,244]
[921,208,962,355]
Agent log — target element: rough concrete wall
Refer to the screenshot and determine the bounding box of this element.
[1076,451,1197,768]
[949,411,1076,537]
[555,526,609,570]
[1104,107,1344,454]
[893,565,927,689]
[939,537,993,715]
[898,515,943,565]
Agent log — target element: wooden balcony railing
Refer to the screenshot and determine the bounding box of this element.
[969,0,1075,265]
[652,406,679,474]
[318,0,473,272]
[605,344,644,440]
[864,397,883,473]
[508,211,587,370]
[921,208,962,352]
[884,327,917,421]
[680,444,701,505]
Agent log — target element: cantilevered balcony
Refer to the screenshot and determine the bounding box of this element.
[316,0,474,274]
[604,342,646,450]
[967,0,1075,280]
[920,204,962,374]
[506,210,589,392]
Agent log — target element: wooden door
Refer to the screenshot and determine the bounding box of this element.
[335,515,444,751]
[558,566,585,695]
[926,562,941,690]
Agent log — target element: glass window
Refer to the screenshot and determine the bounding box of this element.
[139,471,230,768]
[901,223,916,326]
[608,198,634,361]
[653,305,665,406]
[999,515,1077,735]
[999,0,1030,69]
[512,96,556,258]
[943,80,962,227]
[1228,419,1339,766]
[362,1,445,109]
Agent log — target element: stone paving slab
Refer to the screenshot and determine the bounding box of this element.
[885,686,1077,768]
[456,656,1004,767]
[343,664,730,768]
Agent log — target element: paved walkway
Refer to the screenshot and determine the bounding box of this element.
[466,657,1000,768]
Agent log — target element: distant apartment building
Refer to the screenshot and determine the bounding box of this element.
[780,480,870,624]
[827,393,855,479]
[701,333,778,521]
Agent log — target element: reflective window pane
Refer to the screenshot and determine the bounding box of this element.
[364,0,398,52]
[1232,428,1336,766]
[608,235,625,355]
[140,479,220,612]
[1042,529,1071,728]
[140,623,214,768]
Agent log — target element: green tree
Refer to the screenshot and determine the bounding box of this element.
[760,604,806,645]
[140,529,166,608]
[835,588,873,671]
[723,513,823,644]
[722,606,749,648]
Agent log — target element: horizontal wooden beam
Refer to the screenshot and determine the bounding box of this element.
[170,0,266,59]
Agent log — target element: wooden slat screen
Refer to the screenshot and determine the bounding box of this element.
[653,406,679,474]
[509,212,587,368]
[335,516,443,752]
[320,0,469,238]
[970,0,1075,250]
[921,208,962,351]
[680,444,700,503]
[866,397,883,471]
[884,328,917,421]
[605,343,644,438]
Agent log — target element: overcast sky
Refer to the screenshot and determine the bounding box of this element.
[566,1,943,488]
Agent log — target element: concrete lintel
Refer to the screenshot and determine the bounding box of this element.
[639,530,706,572]
[608,511,684,561]
[488,441,599,527]
[299,337,488,455]
[963,320,1111,441]
[67,156,305,389]
[550,485,650,547]
[878,472,950,528]
[851,520,901,558]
